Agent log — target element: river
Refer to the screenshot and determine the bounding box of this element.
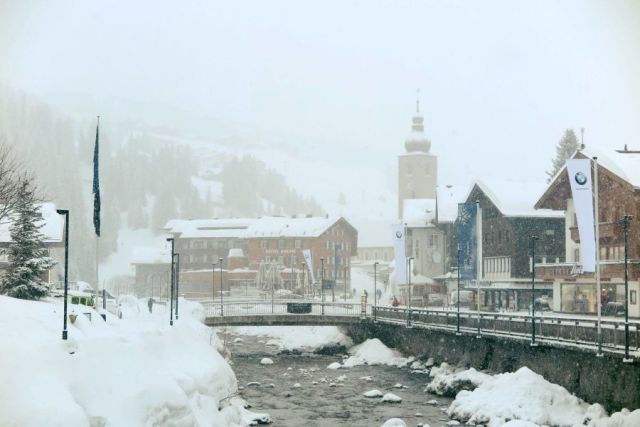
[222,332,453,427]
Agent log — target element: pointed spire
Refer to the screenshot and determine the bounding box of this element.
[416,88,420,113]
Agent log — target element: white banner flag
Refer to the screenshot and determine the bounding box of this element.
[392,223,407,285]
[567,159,596,272]
[302,249,316,283]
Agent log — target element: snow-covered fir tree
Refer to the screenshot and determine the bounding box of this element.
[0,178,54,300]
[547,129,579,182]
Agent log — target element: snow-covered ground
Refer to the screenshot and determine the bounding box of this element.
[0,295,267,426]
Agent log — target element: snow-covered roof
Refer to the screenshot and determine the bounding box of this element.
[0,203,64,244]
[436,184,470,223]
[164,216,349,239]
[131,246,171,265]
[244,216,342,238]
[467,179,564,218]
[548,146,640,189]
[403,199,436,228]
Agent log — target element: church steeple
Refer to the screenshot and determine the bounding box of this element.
[405,89,431,153]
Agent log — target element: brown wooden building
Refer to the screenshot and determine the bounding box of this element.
[535,147,640,317]
[464,180,565,310]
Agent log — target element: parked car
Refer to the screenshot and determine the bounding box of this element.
[602,302,625,317]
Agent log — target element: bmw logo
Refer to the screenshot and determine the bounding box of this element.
[395,231,403,238]
[575,172,588,186]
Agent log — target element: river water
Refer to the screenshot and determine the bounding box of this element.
[223,333,453,427]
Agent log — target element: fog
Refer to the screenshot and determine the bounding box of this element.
[2,1,639,181]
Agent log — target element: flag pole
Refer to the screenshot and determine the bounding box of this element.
[594,157,602,356]
[476,200,482,338]
[93,115,102,314]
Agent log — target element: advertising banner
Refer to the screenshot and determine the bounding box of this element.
[302,249,316,283]
[566,158,596,272]
[457,202,478,280]
[392,223,407,284]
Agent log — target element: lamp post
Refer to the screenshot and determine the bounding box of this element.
[56,209,69,340]
[621,214,633,361]
[407,257,414,327]
[530,235,539,346]
[300,262,306,298]
[373,261,379,322]
[175,253,180,320]
[167,237,175,326]
[320,257,325,315]
[212,261,217,302]
[456,247,461,335]
[219,257,224,317]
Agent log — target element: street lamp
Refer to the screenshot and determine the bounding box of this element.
[373,261,379,322]
[530,235,539,346]
[621,214,633,362]
[212,261,217,303]
[175,253,180,320]
[56,209,69,340]
[167,237,175,326]
[407,257,414,327]
[300,262,306,298]
[219,257,224,316]
[320,257,325,315]
[456,246,461,335]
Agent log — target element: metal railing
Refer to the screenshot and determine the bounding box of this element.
[203,299,369,318]
[203,299,639,355]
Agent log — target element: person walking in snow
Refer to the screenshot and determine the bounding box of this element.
[147,297,154,313]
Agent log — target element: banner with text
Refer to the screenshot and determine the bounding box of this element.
[392,223,407,285]
[302,249,316,283]
[457,202,478,280]
[567,158,596,272]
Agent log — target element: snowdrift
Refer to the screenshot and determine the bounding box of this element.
[0,295,264,426]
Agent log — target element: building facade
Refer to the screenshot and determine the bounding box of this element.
[465,181,565,310]
[534,148,640,317]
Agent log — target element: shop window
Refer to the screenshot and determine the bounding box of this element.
[631,290,637,305]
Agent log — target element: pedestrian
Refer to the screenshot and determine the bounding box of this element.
[392,296,400,307]
[148,297,154,314]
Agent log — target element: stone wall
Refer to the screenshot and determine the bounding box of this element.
[345,322,640,412]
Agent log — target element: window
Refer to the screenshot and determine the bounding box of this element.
[278,256,284,264]
[278,239,285,249]
[260,240,267,249]
[291,256,297,265]
[294,240,301,249]
[631,290,637,305]
[265,256,271,263]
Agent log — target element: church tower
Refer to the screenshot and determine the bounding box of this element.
[398,96,438,219]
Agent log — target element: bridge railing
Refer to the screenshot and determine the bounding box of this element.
[373,306,640,352]
[202,299,370,318]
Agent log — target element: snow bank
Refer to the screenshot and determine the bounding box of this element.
[381,418,407,427]
[228,325,352,351]
[588,409,640,427]
[0,295,262,426]
[341,338,409,368]
[426,364,491,397]
[447,367,606,426]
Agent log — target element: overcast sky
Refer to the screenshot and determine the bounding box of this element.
[1,0,639,186]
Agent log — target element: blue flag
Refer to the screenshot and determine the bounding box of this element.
[93,117,101,237]
[457,203,477,280]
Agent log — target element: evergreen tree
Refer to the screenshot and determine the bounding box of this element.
[0,178,54,300]
[547,129,579,182]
